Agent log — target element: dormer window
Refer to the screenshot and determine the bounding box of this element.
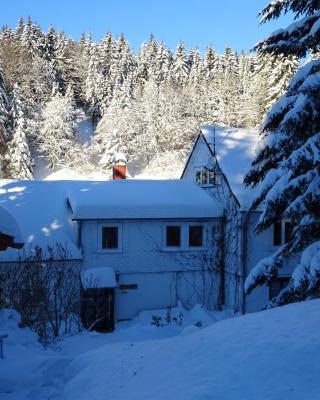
[195,168,216,186]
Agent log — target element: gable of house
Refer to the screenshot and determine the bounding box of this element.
[181,125,259,210]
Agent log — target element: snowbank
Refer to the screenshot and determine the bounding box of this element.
[65,299,320,400]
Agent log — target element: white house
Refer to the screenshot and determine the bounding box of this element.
[181,125,298,312]
[0,179,224,321]
[0,125,298,323]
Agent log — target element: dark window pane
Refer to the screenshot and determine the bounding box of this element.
[201,170,208,185]
[166,226,181,247]
[273,222,282,246]
[189,226,203,247]
[195,171,201,185]
[285,222,293,243]
[102,227,118,249]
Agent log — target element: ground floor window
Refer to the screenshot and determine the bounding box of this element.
[189,225,203,247]
[99,223,122,252]
[164,223,206,250]
[166,226,181,247]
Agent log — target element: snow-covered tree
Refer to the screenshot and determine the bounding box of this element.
[244,1,320,305]
[171,42,190,85]
[5,84,33,179]
[38,87,79,168]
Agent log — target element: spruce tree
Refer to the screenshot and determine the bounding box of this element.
[244,1,320,305]
[5,84,33,179]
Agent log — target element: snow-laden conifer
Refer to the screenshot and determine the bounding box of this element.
[244,1,320,305]
[5,84,33,179]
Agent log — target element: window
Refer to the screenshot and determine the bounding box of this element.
[166,226,181,247]
[273,221,294,246]
[164,223,206,250]
[269,278,290,300]
[201,170,208,185]
[102,227,118,249]
[189,226,203,247]
[195,168,217,186]
[99,223,122,252]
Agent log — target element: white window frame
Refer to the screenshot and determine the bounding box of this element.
[162,222,207,251]
[98,222,123,253]
[195,167,216,187]
[187,222,206,249]
[162,223,183,251]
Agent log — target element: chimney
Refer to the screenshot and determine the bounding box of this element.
[112,151,127,180]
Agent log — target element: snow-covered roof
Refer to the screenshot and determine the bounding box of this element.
[0,180,81,261]
[0,179,222,262]
[0,205,24,244]
[68,179,223,220]
[82,267,117,289]
[200,125,259,209]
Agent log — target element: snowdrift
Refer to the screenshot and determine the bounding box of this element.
[65,299,320,400]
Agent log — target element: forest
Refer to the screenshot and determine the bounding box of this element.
[0,17,299,179]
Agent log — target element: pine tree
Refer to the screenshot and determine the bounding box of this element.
[171,42,190,85]
[38,87,79,168]
[244,1,320,305]
[188,48,203,85]
[154,40,171,84]
[5,84,33,179]
[0,63,8,176]
[220,47,239,126]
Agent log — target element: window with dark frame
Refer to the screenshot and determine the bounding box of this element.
[166,226,181,247]
[102,227,118,249]
[189,226,203,247]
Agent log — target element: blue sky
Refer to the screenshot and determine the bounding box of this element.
[1,0,293,53]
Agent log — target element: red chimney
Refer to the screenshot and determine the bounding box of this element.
[112,152,127,180]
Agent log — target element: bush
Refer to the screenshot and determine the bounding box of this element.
[0,244,82,341]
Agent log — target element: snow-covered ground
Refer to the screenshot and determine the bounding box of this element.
[1,300,319,400]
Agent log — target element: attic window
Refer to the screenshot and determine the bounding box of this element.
[195,169,216,186]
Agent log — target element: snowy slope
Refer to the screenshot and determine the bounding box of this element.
[65,299,320,400]
[1,300,319,400]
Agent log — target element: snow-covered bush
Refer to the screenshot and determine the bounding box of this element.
[0,244,82,341]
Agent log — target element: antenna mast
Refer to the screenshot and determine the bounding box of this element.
[213,126,216,157]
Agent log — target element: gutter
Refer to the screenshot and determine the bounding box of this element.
[240,211,249,314]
